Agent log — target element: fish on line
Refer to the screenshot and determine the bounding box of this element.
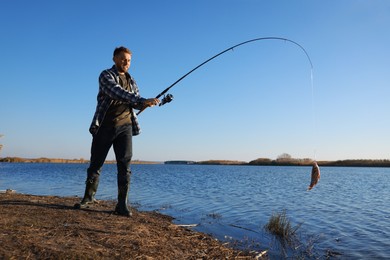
[308,161,320,191]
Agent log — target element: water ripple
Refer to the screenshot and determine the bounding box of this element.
[1,163,390,258]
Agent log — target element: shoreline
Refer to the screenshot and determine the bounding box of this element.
[1,156,390,167]
[0,193,263,259]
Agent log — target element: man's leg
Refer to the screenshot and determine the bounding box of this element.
[112,124,132,216]
[75,127,114,209]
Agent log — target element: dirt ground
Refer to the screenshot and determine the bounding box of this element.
[0,192,266,259]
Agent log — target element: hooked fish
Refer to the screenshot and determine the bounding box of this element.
[308,161,320,190]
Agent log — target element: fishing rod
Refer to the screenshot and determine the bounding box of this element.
[137,37,313,115]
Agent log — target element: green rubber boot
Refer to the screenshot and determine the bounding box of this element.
[74,174,99,209]
[114,173,131,217]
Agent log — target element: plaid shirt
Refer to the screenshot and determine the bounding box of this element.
[89,65,146,136]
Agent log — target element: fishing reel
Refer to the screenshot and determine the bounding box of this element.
[159,93,174,106]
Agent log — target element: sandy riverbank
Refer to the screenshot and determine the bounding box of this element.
[0,192,264,259]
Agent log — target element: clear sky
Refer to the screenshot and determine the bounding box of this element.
[0,0,389,162]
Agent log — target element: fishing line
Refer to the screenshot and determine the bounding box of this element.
[310,66,317,160]
[138,37,313,114]
[138,36,317,159]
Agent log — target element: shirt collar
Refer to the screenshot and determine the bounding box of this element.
[111,65,130,79]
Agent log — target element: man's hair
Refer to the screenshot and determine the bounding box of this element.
[113,46,132,57]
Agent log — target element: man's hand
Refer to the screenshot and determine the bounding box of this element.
[143,98,160,107]
[136,98,160,115]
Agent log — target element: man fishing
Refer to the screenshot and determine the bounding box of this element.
[74,46,160,216]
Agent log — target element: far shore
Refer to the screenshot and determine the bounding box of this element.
[1,157,390,168]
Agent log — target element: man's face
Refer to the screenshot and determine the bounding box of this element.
[113,51,131,74]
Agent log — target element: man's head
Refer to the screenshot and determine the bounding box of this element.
[113,46,132,74]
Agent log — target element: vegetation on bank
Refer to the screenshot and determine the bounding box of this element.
[194,160,247,165]
[196,158,390,167]
[263,209,336,258]
[249,158,390,167]
[0,157,161,164]
[1,155,390,167]
[264,210,300,242]
[0,157,89,163]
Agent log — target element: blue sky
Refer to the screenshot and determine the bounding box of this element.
[0,0,389,162]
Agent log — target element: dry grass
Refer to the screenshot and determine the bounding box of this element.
[263,210,328,259]
[264,209,301,244]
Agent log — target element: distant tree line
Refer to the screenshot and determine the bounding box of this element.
[319,159,390,167]
[248,157,313,166]
[0,157,161,164]
[248,155,390,167]
[170,154,390,167]
[196,153,390,167]
[0,157,88,163]
[196,160,247,165]
[1,153,390,167]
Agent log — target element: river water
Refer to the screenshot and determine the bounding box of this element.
[1,163,389,258]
